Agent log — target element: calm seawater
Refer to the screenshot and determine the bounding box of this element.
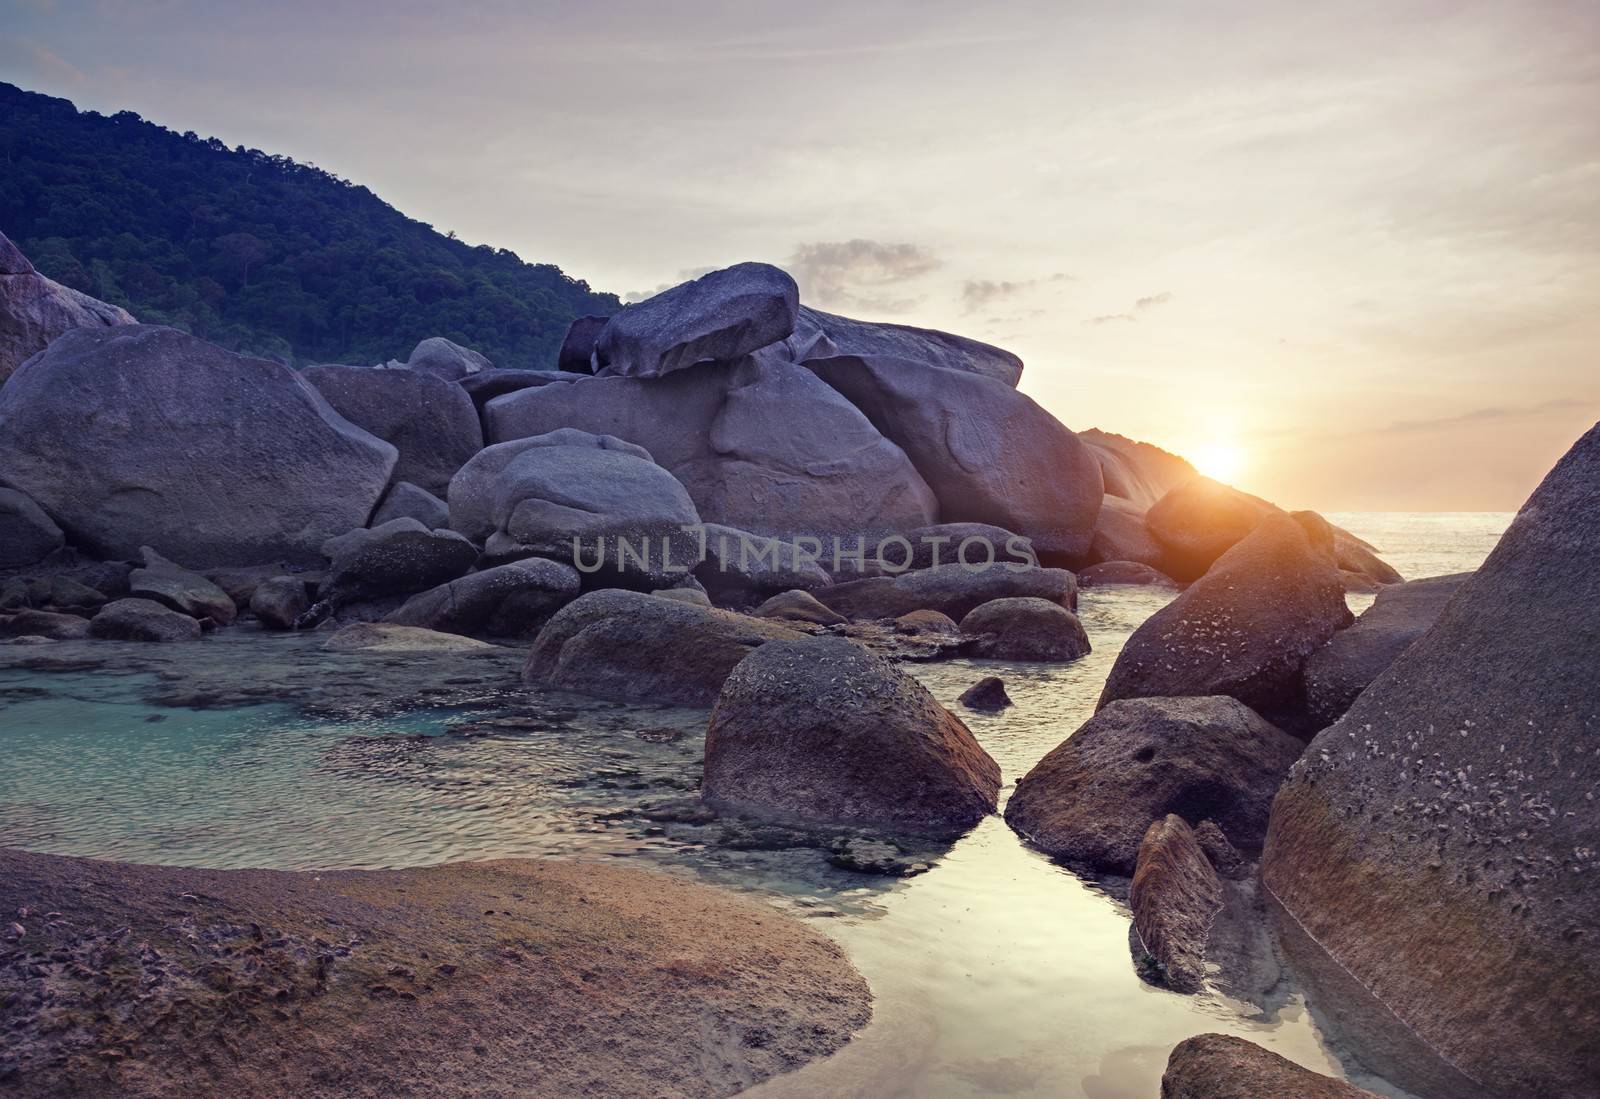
[0,513,1510,1099]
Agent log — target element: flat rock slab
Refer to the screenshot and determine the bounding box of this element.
[0,849,870,1099]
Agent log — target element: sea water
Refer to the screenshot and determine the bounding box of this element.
[0,513,1510,1098]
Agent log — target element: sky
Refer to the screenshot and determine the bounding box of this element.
[3,0,1596,510]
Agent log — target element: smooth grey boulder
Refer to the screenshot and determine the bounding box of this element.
[457,368,574,414]
[89,597,202,642]
[129,547,237,626]
[753,589,847,626]
[301,364,483,496]
[385,558,581,639]
[0,609,92,640]
[1087,494,1175,572]
[1006,695,1303,874]
[0,326,397,566]
[1303,571,1471,727]
[485,357,938,542]
[371,481,449,530]
[807,354,1102,561]
[702,636,1002,835]
[0,229,136,384]
[321,519,478,603]
[594,262,798,379]
[557,314,607,373]
[898,523,1037,573]
[448,430,656,543]
[815,562,1077,623]
[958,597,1091,662]
[754,305,1024,387]
[405,336,491,380]
[1263,423,1600,1099]
[0,487,63,568]
[522,589,805,706]
[1098,512,1353,734]
[249,576,311,630]
[695,524,832,602]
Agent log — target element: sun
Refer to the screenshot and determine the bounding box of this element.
[1191,440,1245,483]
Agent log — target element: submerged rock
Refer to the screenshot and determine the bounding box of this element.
[1006,695,1303,874]
[1262,424,1600,1099]
[0,609,92,641]
[322,622,495,652]
[808,354,1103,560]
[0,228,135,384]
[89,597,203,642]
[302,364,483,495]
[522,589,804,706]
[129,546,238,626]
[816,562,1077,623]
[0,487,64,569]
[1161,1034,1381,1098]
[703,636,1001,836]
[957,675,1012,712]
[0,325,397,566]
[1130,815,1222,993]
[1098,512,1352,733]
[385,559,581,639]
[595,262,799,379]
[1302,571,1470,727]
[958,597,1090,662]
[1077,560,1177,588]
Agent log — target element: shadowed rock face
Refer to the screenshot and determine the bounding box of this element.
[0,487,63,569]
[1007,695,1302,875]
[1302,571,1472,727]
[0,325,397,567]
[0,849,870,1099]
[807,354,1103,561]
[1088,494,1176,572]
[753,305,1025,386]
[703,635,1001,836]
[321,519,478,604]
[1161,1034,1381,1098]
[385,559,581,639]
[302,363,483,495]
[1263,422,1600,1099]
[1098,512,1353,734]
[522,589,805,706]
[1080,429,1197,509]
[0,228,135,384]
[557,314,608,373]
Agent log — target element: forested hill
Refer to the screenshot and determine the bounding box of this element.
[0,82,619,368]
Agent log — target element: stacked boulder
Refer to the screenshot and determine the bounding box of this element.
[0,228,135,384]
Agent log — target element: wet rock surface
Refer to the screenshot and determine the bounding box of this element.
[89,598,203,643]
[959,597,1091,662]
[1161,1034,1381,1098]
[1130,815,1221,992]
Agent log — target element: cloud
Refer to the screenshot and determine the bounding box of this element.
[621,265,717,303]
[1377,397,1589,436]
[1083,290,1171,325]
[787,239,940,314]
[961,272,1073,313]
[1135,291,1173,310]
[0,36,88,85]
[1084,313,1135,325]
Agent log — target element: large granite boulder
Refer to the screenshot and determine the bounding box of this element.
[694,524,832,603]
[1262,424,1600,1099]
[484,358,938,540]
[129,546,238,626]
[1079,429,1196,508]
[457,369,575,418]
[0,326,397,566]
[1302,571,1471,727]
[1098,512,1353,733]
[404,336,491,380]
[557,314,608,373]
[1005,695,1303,874]
[0,609,92,640]
[0,229,135,384]
[807,354,1102,560]
[449,429,656,543]
[301,364,483,495]
[702,636,1001,835]
[522,589,805,706]
[754,305,1024,386]
[958,597,1090,661]
[595,263,799,379]
[816,562,1077,622]
[321,519,478,603]
[0,487,63,568]
[1087,494,1173,571]
[371,481,450,530]
[1162,1034,1381,1098]
[89,597,202,642]
[249,576,311,630]
[385,559,581,639]
[1130,814,1223,993]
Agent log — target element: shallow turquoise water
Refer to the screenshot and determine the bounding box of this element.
[0,513,1508,1098]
